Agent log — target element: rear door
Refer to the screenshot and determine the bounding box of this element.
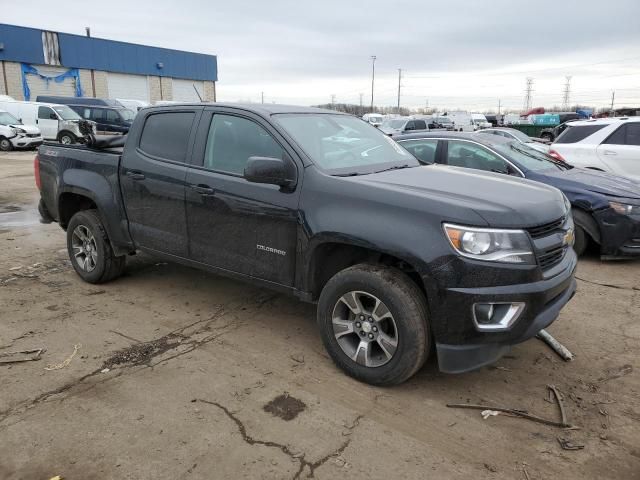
[184,108,301,285]
[120,108,202,257]
[596,123,640,179]
[36,106,59,139]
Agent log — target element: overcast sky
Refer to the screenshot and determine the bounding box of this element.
[5,0,640,111]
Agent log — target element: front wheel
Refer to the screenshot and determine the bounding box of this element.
[67,209,125,284]
[58,132,76,145]
[317,264,430,386]
[0,136,13,151]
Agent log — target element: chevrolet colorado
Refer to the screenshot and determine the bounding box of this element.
[36,104,577,385]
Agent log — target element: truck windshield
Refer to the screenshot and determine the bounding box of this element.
[275,114,417,175]
[0,112,20,125]
[53,105,81,120]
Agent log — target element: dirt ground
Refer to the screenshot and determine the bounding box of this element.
[1,150,638,480]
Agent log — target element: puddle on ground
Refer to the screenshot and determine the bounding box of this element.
[263,393,307,421]
[0,208,41,228]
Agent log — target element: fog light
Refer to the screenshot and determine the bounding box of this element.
[473,302,525,331]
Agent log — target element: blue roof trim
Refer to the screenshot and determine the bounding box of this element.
[0,24,217,82]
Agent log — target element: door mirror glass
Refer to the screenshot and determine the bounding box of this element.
[244,156,296,188]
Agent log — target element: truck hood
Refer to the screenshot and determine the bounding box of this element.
[537,167,640,200]
[9,124,40,134]
[353,164,566,227]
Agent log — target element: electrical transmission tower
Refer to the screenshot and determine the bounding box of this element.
[524,77,534,111]
[562,76,572,110]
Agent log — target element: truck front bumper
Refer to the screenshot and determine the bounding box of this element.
[433,251,577,373]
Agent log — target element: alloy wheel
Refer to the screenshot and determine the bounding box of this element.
[71,225,98,272]
[331,290,399,367]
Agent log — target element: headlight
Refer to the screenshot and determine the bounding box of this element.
[11,127,26,135]
[443,223,535,264]
[610,201,640,216]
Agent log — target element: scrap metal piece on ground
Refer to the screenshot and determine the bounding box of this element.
[557,437,585,450]
[0,348,45,364]
[547,384,568,426]
[537,329,574,361]
[44,344,80,371]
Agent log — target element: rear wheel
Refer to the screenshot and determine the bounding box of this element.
[317,264,430,386]
[67,209,125,284]
[540,132,554,142]
[0,136,13,151]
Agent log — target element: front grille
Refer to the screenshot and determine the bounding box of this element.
[538,245,565,270]
[526,217,564,239]
[26,133,40,138]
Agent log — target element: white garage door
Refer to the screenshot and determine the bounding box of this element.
[107,73,150,101]
[27,65,77,100]
[172,79,204,102]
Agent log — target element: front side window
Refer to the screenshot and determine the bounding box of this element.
[38,106,55,119]
[106,109,121,122]
[399,139,438,163]
[275,114,416,175]
[413,120,427,130]
[139,112,195,162]
[446,140,511,173]
[555,124,606,144]
[204,114,285,175]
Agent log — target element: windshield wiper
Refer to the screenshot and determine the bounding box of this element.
[332,171,361,177]
[510,144,571,170]
[373,164,412,174]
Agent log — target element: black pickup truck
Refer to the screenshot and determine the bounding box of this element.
[36,103,577,385]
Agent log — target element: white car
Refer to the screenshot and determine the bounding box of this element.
[550,117,640,181]
[477,127,550,153]
[0,109,43,151]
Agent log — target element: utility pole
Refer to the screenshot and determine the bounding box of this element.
[396,68,402,114]
[425,98,429,113]
[562,76,572,110]
[498,99,501,115]
[370,55,376,112]
[610,91,615,116]
[524,77,534,111]
[359,93,363,109]
[331,94,336,110]
[261,91,264,104]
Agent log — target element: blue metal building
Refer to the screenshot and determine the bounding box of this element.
[0,23,217,102]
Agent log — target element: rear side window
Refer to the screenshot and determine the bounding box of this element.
[603,123,640,146]
[414,120,427,130]
[399,139,438,163]
[139,112,195,162]
[555,124,606,144]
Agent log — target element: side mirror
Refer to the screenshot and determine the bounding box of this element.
[49,113,58,120]
[245,156,296,189]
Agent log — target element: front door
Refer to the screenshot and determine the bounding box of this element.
[120,108,201,257]
[36,106,59,139]
[597,123,640,180]
[185,109,300,286]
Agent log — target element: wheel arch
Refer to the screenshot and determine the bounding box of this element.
[572,207,601,244]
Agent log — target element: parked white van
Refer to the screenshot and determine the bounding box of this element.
[0,109,43,151]
[471,113,492,130]
[0,100,92,144]
[362,113,384,127]
[444,111,474,132]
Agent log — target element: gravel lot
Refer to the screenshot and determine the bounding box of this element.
[1,150,638,480]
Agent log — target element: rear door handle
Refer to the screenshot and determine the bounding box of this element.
[190,184,215,195]
[126,170,146,180]
[603,150,618,156]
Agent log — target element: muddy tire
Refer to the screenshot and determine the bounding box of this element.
[317,264,430,386]
[573,225,588,256]
[67,209,125,284]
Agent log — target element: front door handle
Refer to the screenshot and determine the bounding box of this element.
[190,184,215,195]
[126,170,146,181]
[603,150,617,156]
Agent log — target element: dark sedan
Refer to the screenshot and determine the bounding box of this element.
[394,132,640,259]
